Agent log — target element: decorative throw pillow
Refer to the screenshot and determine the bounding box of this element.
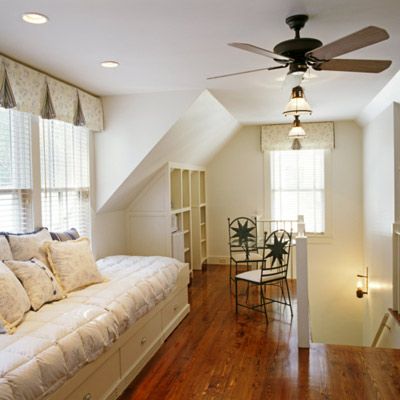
[0,235,12,261]
[5,258,65,311]
[7,228,52,267]
[50,228,80,241]
[44,237,104,292]
[0,262,31,334]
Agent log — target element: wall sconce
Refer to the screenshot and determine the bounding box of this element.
[356,267,368,298]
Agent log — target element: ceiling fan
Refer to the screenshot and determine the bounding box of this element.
[208,14,391,80]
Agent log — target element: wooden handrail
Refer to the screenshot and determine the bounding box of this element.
[371,312,390,347]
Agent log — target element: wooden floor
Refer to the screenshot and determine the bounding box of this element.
[120,265,400,400]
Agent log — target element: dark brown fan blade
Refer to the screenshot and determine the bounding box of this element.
[228,43,293,62]
[207,65,287,80]
[307,26,389,61]
[315,59,392,73]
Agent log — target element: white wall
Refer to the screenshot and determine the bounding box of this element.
[206,121,364,345]
[95,90,201,211]
[362,104,396,345]
[91,210,128,260]
[206,125,264,261]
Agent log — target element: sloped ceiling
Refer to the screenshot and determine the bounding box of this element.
[358,70,400,126]
[98,90,240,212]
[95,90,201,209]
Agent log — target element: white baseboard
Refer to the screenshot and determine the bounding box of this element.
[207,256,229,265]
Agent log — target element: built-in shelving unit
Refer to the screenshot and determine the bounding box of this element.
[127,162,207,277]
[190,170,207,270]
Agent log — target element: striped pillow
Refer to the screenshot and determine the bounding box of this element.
[50,228,80,241]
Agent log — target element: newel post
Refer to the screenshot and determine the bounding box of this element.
[296,216,310,348]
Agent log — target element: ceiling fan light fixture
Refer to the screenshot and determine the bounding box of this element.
[288,63,307,76]
[288,115,306,138]
[292,138,302,150]
[283,85,312,116]
[289,116,306,151]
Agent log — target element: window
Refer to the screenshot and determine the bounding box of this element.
[0,108,33,232]
[40,119,90,236]
[0,107,91,234]
[270,149,325,233]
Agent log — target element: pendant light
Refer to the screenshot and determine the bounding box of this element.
[288,116,306,150]
[283,85,312,117]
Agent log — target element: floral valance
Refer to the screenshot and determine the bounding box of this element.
[261,121,335,151]
[0,54,103,132]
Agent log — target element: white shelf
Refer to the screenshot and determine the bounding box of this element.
[171,207,191,214]
[129,162,206,276]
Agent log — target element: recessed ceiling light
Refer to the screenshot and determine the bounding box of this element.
[22,13,49,24]
[101,61,120,68]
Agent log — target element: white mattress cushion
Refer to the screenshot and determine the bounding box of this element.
[5,259,65,311]
[0,262,31,334]
[0,255,186,399]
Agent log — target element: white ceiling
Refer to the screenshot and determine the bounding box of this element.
[1,0,399,124]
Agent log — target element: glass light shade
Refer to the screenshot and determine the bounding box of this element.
[288,125,306,138]
[291,138,302,150]
[283,86,312,116]
[288,116,306,138]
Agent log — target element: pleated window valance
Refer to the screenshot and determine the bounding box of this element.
[261,122,335,151]
[0,55,103,132]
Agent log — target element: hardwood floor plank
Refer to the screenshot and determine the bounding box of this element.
[120,265,400,400]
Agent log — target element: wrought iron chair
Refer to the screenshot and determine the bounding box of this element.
[235,229,293,323]
[228,217,263,289]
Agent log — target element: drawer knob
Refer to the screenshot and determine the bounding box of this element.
[83,394,92,400]
[141,337,147,345]
[173,304,178,312]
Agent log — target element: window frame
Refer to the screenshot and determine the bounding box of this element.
[263,149,333,242]
[0,108,34,232]
[0,109,92,235]
[39,118,91,236]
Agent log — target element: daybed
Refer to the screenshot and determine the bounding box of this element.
[0,233,190,400]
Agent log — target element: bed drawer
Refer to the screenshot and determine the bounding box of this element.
[162,287,188,328]
[120,312,162,374]
[65,351,120,400]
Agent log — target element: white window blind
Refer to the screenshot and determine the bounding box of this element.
[270,149,325,233]
[40,119,90,236]
[0,108,33,232]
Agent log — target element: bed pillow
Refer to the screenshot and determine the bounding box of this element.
[44,237,103,292]
[50,228,80,241]
[7,228,52,267]
[0,262,31,334]
[5,258,65,311]
[0,235,12,261]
